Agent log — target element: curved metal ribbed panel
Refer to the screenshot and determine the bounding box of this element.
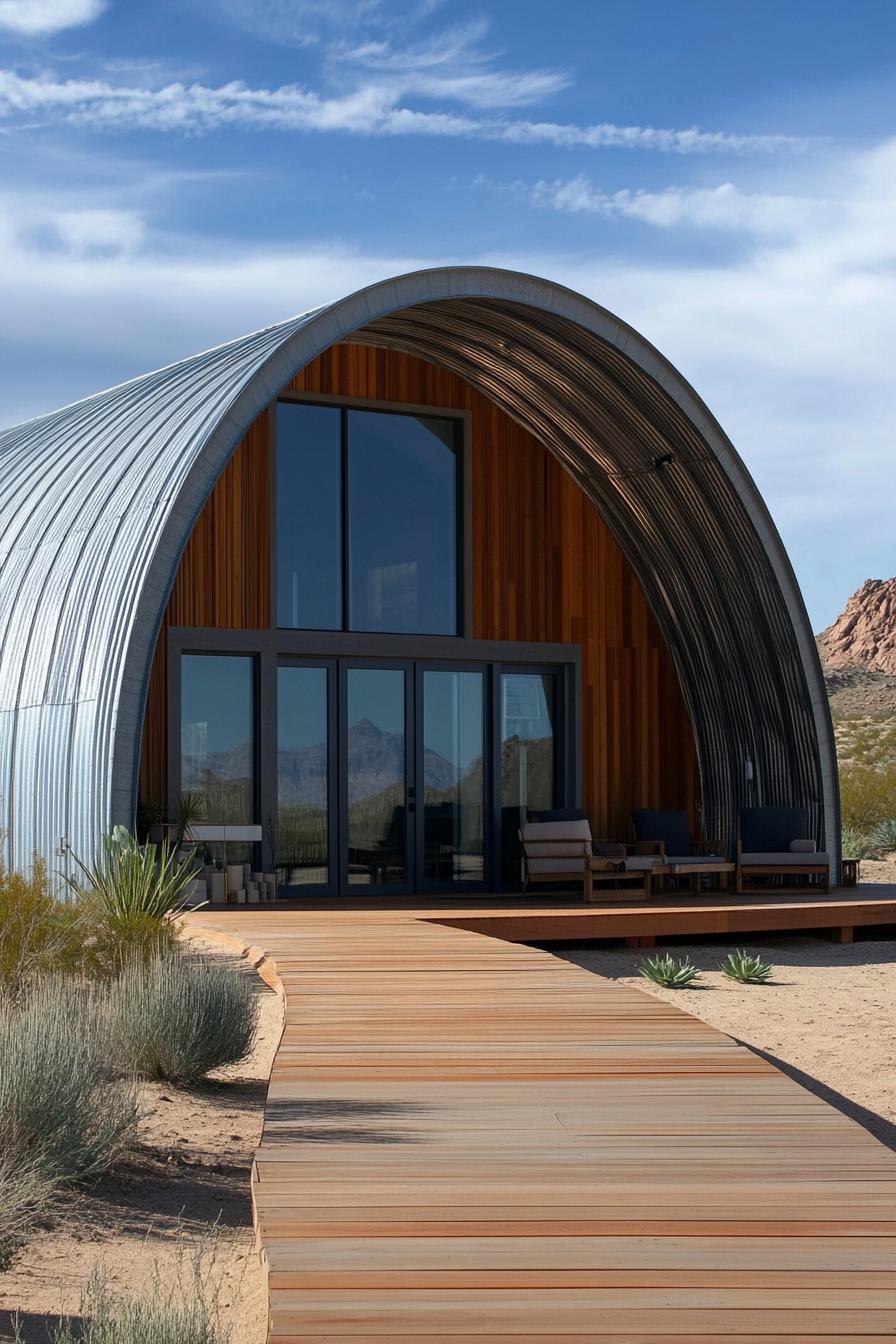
[0,267,838,878]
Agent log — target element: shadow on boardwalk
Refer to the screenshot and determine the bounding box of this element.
[263,1097,430,1145]
[744,1042,896,1153]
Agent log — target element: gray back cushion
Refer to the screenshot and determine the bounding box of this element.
[632,808,692,854]
[538,808,588,823]
[740,806,810,852]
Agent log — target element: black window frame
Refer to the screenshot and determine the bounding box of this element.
[272,395,468,638]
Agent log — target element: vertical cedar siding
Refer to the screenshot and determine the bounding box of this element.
[137,417,270,804]
[138,343,698,840]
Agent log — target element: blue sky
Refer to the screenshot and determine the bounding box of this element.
[1,0,894,628]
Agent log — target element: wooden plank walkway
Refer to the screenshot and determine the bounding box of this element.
[189,904,896,1341]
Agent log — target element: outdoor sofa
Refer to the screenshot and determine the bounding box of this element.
[631,807,734,892]
[736,805,831,894]
[519,816,653,902]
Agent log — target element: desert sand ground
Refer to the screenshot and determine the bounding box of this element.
[0,937,282,1344]
[556,856,896,1151]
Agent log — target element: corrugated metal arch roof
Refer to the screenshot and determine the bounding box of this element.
[0,266,838,875]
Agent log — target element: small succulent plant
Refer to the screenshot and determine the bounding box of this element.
[639,952,700,988]
[720,948,773,984]
[871,818,896,855]
[841,827,874,860]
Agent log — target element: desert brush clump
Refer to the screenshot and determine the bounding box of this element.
[0,977,137,1194]
[45,1286,228,1344]
[0,1150,58,1268]
[841,827,875,860]
[871,818,896,855]
[639,953,700,988]
[0,854,84,993]
[839,760,896,834]
[720,949,774,984]
[1,830,191,988]
[22,1233,233,1344]
[111,951,259,1085]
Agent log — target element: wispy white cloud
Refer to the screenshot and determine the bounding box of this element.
[488,151,896,275]
[214,0,387,48]
[0,68,810,152]
[0,0,103,35]
[334,19,569,109]
[512,176,825,235]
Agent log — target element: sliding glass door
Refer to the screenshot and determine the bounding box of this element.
[273,657,567,895]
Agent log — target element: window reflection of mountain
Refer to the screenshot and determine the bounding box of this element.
[180,759,253,825]
[500,735,554,811]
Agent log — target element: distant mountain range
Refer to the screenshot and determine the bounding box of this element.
[184,717,464,808]
[817,578,896,716]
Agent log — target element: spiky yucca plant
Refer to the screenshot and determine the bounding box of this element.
[720,948,773,984]
[69,826,194,922]
[639,953,700,988]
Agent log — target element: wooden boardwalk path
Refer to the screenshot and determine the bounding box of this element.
[189,904,896,1340]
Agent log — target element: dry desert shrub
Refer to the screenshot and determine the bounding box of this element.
[111,951,259,1085]
[0,855,83,993]
[839,760,896,834]
[17,1229,235,1344]
[0,977,138,1190]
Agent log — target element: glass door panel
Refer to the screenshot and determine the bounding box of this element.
[344,666,409,889]
[500,671,558,887]
[277,664,331,887]
[421,669,485,886]
[181,654,255,824]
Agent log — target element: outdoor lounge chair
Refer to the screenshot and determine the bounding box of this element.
[519,819,653,902]
[736,806,830,894]
[631,808,733,891]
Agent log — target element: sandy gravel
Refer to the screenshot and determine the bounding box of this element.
[555,864,896,1150]
[0,937,282,1344]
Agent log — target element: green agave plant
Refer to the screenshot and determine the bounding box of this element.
[639,953,700,989]
[720,948,773,984]
[871,818,896,855]
[841,826,874,860]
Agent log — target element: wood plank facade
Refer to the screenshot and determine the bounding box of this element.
[139,343,698,840]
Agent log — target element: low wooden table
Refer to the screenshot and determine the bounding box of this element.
[587,857,652,903]
[653,859,735,895]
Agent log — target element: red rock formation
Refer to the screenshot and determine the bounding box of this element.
[817,578,896,675]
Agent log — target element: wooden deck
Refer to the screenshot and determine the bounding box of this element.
[189,895,896,1341]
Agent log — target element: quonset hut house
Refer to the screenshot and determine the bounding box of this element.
[0,267,839,894]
